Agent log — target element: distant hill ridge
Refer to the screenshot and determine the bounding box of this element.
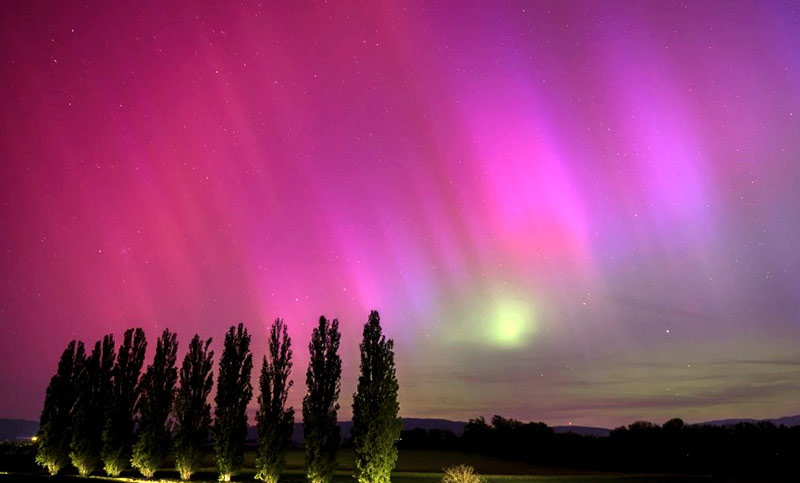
[5,415,800,442]
[696,414,800,427]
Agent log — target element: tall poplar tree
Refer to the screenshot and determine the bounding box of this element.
[132,328,179,478]
[302,316,342,483]
[255,318,294,483]
[352,311,401,483]
[214,323,253,482]
[36,340,86,475]
[173,335,214,481]
[70,334,115,476]
[102,328,147,476]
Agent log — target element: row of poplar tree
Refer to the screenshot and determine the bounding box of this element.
[36,311,401,483]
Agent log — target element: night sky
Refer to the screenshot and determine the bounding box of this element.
[1,1,799,428]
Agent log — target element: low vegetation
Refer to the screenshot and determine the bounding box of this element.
[441,465,486,483]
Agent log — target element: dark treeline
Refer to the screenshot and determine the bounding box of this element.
[399,415,800,477]
[34,311,401,482]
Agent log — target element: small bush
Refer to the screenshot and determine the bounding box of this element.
[442,465,487,483]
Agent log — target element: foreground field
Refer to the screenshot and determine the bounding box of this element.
[0,448,781,482]
[0,472,720,483]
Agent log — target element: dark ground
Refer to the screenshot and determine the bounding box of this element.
[1,444,795,482]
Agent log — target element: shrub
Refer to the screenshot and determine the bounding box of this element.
[441,465,487,483]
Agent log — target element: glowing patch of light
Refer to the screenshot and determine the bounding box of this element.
[491,299,535,347]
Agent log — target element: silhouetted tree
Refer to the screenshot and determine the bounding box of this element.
[303,316,342,483]
[628,420,659,432]
[70,334,114,476]
[102,328,147,476]
[214,323,253,482]
[461,417,491,451]
[173,335,214,481]
[352,311,401,483]
[255,318,295,483]
[132,329,178,478]
[662,418,685,432]
[36,340,86,475]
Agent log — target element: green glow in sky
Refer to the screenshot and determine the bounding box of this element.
[491,299,534,347]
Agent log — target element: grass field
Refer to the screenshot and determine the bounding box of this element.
[0,448,728,483]
[0,472,719,483]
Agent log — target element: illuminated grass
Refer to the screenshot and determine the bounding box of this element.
[0,449,713,482]
[0,473,716,483]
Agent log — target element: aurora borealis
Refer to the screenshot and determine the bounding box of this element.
[1,1,799,428]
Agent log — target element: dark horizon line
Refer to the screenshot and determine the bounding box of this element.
[3,412,800,431]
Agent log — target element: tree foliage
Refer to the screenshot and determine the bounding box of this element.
[214,323,253,482]
[102,327,147,476]
[352,311,402,483]
[132,329,179,478]
[302,316,342,483]
[70,334,115,476]
[255,318,295,483]
[173,334,214,481]
[36,340,86,475]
